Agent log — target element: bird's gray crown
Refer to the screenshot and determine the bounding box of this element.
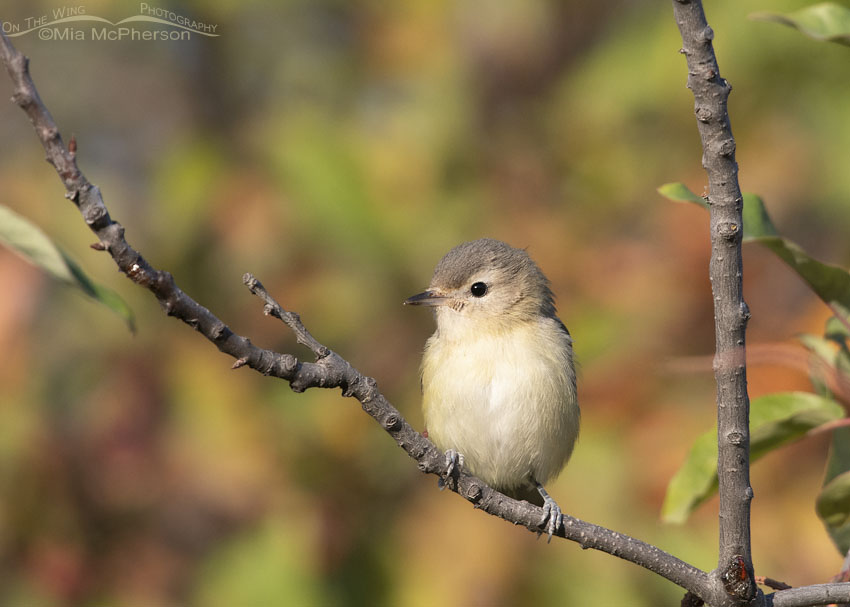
[431,238,557,318]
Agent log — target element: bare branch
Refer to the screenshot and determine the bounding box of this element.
[768,584,850,607]
[671,0,756,603]
[0,29,715,600]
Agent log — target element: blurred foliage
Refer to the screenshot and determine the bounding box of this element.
[3,0,850,605]
[800,317,850,555]
[818,427,850,554]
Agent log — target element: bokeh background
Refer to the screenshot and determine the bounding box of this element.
[1,0,849,605]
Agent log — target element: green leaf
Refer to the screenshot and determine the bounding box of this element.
[825,315,850,342]
[750,393,843,458]
[825,427,850,485]
[661,427,717,524]
[799,328,850,402]
[659,183,850,327]
[818,427,850,554]
[662,392,845,523]
[798,333,840,399]
[799,333,840,368]
[740,193,779,239]
[751,3,850,47]
[657,182,708,208]
[818,471,850,528]
[751,237,850,320]
[0,204,135,332]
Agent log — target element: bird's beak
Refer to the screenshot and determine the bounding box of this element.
[404,289,448,306]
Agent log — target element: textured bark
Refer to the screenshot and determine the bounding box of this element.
[671,1,756,604]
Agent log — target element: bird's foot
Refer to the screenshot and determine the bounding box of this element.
[438,449,464,491]
[536,482,563,543]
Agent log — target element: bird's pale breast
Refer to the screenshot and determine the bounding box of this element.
[421,316,579,493]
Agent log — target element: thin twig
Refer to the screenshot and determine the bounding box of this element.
[757,577,793,592]
[0,29,715,600]
[243,273,329,359]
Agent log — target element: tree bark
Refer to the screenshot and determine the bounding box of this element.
[672,0,754,604]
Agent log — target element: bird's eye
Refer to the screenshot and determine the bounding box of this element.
[470,282,488,297]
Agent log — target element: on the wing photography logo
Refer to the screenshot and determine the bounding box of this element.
[1,4,219,42]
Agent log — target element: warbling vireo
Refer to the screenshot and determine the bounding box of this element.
[405,238,579,539]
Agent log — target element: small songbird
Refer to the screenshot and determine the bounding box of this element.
[405,238,579,539]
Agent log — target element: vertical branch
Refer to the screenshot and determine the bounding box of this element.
[671,0,756,604]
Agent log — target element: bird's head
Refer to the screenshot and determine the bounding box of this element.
[404,238,556,329]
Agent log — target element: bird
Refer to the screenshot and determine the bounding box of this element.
[404,238,579,540]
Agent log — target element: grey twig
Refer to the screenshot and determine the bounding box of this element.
[242,273,329,359]
[672,0,756,603]
[756,577,793,592]
[0,29,715,600]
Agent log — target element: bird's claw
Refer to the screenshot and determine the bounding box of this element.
[540,497,563,543]
[536,482,563,543]
[438,449,464,490]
